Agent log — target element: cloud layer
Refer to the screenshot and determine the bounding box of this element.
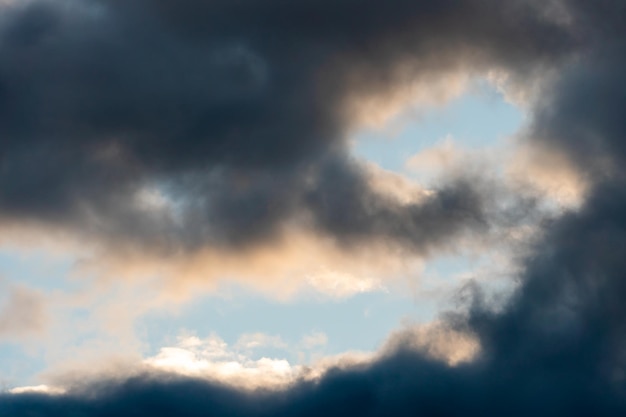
[3,0,626,415]
[0,0,573,255]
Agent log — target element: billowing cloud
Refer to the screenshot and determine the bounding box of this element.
[0,0,573,261]
[406,135,587,208]
[5,171,626,413]
[508,141,588,207]
[143,333,297,389]
[2,0,626,415]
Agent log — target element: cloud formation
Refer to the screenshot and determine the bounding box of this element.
[0,283,47,341]
[3,0,626,415]
[0,0,573,257]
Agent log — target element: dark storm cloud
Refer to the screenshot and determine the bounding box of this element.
[0,0,575,251]
[5,179,626,416]
[3,0,626,414]
[527,2,626,182]
[4,76,626,415]
[303,157,491,252]
[4,214,626,416]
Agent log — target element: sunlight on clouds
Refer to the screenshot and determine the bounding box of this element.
[0,69,569,394]
[8,384,65,395]
[84,227,423,303]
[7,321,480,394]
[384,321,480,366]
[146,323,479,389]
[0,221,412,303]
[144,333,298,388]
[306,270,386,299]
[344,69,470,130]
[485,68,548,108]
[130,324,476,390]
[38,328,326,391]
[405,135,466,182]
[0,0,622,412]
[133,186,173,213]
[0,159,431,303]
[403,135,507,189]
[0,138,495,307]
[405,134,587,209]
[508,142,588,207]
[0,283,47,342]
[364,161,431,204]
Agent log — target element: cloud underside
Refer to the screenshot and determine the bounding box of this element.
[0,0,571,255]
[2,0,626,415]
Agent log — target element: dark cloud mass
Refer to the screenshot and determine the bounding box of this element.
[3,0,626,415]
[0,0,573,251]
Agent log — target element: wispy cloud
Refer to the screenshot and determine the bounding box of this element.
[0,284,47,342]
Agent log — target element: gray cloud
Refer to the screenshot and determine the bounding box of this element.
[4,155,626,416]
[3,0,626,415]
[0,0,574,254]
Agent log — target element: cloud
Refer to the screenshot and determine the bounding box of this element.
[32,330,361,392]
[382,321,480,366]
[143,334,297,389]
[234,333,288,351]
[404,135,480,186]
[4,0,626,415]
[0,284,47,341]
[298,332,328,351]
[0,0,574,260]
[8,385,64,396]
[5,175,626,412]
[507,141,588,207]
[405,134,588,211]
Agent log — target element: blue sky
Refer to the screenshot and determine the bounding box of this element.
[353,82,523,172]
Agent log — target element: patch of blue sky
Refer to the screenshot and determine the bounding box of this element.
[0,343,46,390]
[133,256,498,364]
[0,249,76,292]
[0,250,93,388]
[351,82,524,172]
[136,283,439,363]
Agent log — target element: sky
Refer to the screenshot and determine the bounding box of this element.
[1,0,626,416]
